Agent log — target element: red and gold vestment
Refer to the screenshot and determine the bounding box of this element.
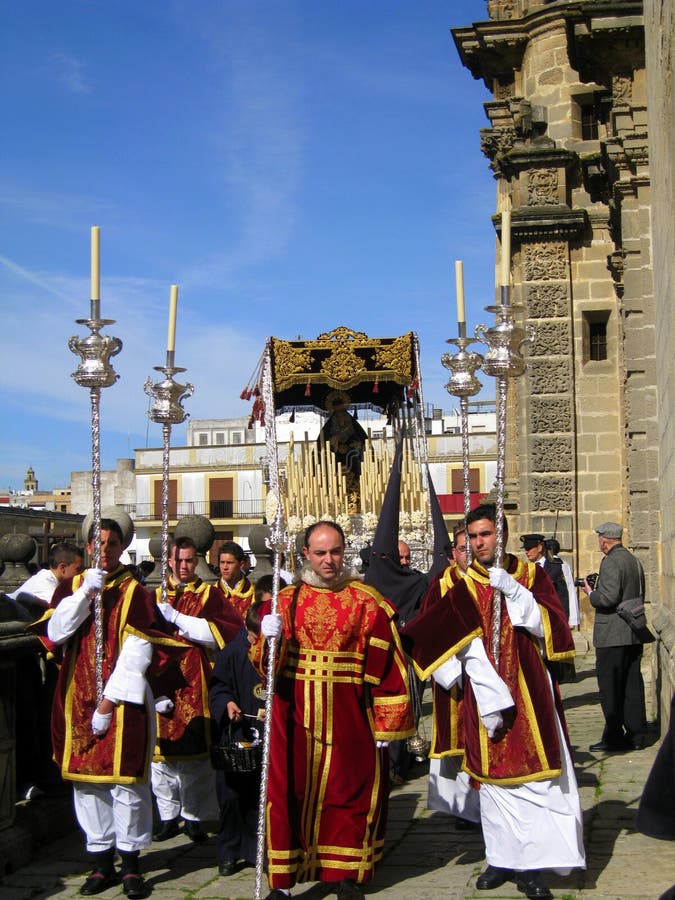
[251,576,414,889]
[403,555,575,785]
[153,579,243,760]
[219,575,254,621]
[38,568,181,784]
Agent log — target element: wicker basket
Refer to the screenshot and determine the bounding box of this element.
[210,724,262,773]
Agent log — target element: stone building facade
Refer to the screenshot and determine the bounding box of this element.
[454,0,673,717]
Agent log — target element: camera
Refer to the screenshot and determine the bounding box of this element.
[574,573,599,589]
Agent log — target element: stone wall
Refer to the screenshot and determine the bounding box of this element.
[645,0,675,720]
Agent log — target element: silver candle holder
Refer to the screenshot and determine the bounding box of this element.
[69,306,123,703]
[442,329,483,566]
[254,341,287,900]
[475,286,535,665]
[144,351,194,606]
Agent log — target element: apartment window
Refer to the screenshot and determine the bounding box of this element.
[198,433,209,446]
[451,468,480,493]
[231,432,243,445]
[215,432,225,445]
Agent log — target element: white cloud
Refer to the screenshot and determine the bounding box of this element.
[49,52,93,95]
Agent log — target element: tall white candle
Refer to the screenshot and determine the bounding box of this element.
[167,284,178,352]
[90,226,100,301]
[455,260,465,323]
[500,210,511,287]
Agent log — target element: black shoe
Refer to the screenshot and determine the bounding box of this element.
[516,870,553,899]
[184,819,208,842]
[153,816,180,841]
[476,865,513,890]
[122,872,148,899]
[265,892,290,899]
[219,859,237,876]
[337,881,365,899]
[626,734,645,750]
[589,739,626,753]
[80,870,117,895]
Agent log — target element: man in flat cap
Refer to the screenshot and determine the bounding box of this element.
[582,522,648,752]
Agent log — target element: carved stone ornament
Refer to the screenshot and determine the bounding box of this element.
[488,0,516,19]
[526,283,568,318]
[530,396,573,433]
[531,476,574,511]
[529,321,571,357]
[528,168,560,206]
[528,358,572,394]
[495,80,515,100]
[532,436,574,473]
[523,242,568,281]
[480,127,516,162]
[612,74,632,104]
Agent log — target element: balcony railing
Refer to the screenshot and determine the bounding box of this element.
[121,499,264,521]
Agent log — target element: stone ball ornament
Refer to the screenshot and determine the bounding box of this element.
[174,515,215,555]
[82,506,135,549]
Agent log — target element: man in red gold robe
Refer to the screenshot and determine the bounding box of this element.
[253,521,414,900]
[402,504,585,900]
[218,540,255,620]
[152,536,243,842]
[36,518,182,899]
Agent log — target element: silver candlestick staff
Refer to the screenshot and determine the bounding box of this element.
[68,231,122,703]
[442,324,483,566]
[475,283,534,666]
[253,340,289,900]
[144,351,193,607]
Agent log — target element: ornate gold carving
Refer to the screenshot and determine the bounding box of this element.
[272,339,313,380]
[316,326,369,344]
[374,335,413,382]
[320,341,367,383]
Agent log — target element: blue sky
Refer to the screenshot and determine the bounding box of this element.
[0,0,497,492]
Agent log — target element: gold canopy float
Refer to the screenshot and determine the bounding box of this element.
[242,326,429,524]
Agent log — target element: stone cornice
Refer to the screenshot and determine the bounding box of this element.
[493,206,587,242]
[453,2,644,88]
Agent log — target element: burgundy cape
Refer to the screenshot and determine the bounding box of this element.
[34,567,184,784]
[153,578,244,760]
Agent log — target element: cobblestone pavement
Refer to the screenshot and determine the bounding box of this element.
[2,645,674,900]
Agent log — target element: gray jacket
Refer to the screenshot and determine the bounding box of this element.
[590,544,645,647]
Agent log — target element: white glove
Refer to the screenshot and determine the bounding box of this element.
[92,709,113,736]
[488,566,518,597]
[261,613,283,640]
[83,568,106,595]
[376,740,389,748]
[158,601,179,625]
[481,710,504,739]
[155,695,174,714]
